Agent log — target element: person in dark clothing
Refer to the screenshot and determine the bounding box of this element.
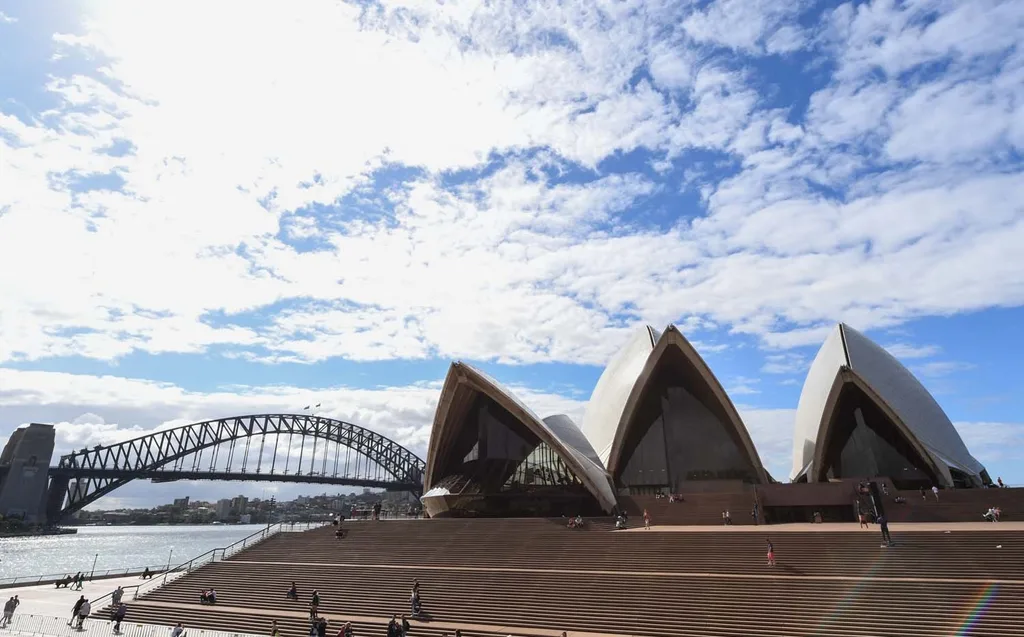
[315,617,327,637]
[310,589,320,618]
[68,596,86,626]
[387,616,400,637]
[113,603,127,632]
[287,582,299,600]
[878,515,893,546]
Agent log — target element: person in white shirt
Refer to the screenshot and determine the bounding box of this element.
[76,600,91,628]
[932,485,940,501]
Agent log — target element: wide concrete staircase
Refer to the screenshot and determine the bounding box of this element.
[99,520,1024,637]
[885,487,1024,523]
[620,492,757,526]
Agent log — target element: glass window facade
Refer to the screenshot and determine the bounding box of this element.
[616,354,758,493]
[820,383,938,489]
[426,394,602,517]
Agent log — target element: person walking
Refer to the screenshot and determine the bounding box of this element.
[766,538,775,567]
[878,515,893,546]
[170,622,185,637]
[932,485,940,501]
[76,598,91,629]
[113,603,127,633]
[69,595,86,626]
[271,620,280,637]
[2,597,14,628]
[643,508,651,530]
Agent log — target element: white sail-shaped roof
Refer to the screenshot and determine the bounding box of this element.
[606,325,769,483]
[791,323,987,486]
[425,362,618,513]
[581,325,660,466]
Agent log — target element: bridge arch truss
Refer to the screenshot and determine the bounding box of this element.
[47,414,425,521]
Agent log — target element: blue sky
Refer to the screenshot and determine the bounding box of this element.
[1,0,1022,507]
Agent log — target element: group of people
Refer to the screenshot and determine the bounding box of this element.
[55,572,86,589]
[198,588,217,604]
[566,515,585,529]
[1,596,20,628]
[68,595,92,629]
[983,506,1003,522]
[279,580,422,636]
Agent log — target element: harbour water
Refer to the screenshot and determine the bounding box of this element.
[0,525,266,582]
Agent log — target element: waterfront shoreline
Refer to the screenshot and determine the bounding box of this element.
[0,527,77,538]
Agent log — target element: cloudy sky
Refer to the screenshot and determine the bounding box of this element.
[1,0,1022,508]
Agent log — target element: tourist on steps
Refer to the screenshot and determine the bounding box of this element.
[113,602,127,632]
[287,582,299,600]
[310,589,320,618]
[142,567,152,580]
[315,617,328,637]
[112,586,124,606]
[76,598,91,629]
[68,595,86,626]
[270,619,280,637]
[170,622,185,637]
[766,538,775,567]
[335,621,352,637]
[932,485,940,501]
[878,515,893,546]
[643,508,651,530]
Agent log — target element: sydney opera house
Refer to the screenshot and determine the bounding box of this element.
[421,322,991,518]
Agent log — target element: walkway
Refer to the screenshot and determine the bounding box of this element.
[625,521,1024,532]
[2,575,147,618]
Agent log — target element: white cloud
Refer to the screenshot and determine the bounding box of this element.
[0,11,16,23]
[884,343,941,359]
[683,0,810,54]
[727,376,762,396]
[0,0,1022,370]
[761,353,807,375]
[913,360,976,377]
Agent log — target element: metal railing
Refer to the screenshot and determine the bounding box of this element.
[0,613,263,637]
[0,567,167,589]
[106,522,328,606]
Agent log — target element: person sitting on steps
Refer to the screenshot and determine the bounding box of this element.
[287,582,299,600]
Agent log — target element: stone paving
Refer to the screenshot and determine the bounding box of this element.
[1,574,149,619]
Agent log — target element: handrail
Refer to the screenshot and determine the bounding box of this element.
[0,566,167,589]
[128,521,329,602]
[2,612,264,637]
[90,584,141,610]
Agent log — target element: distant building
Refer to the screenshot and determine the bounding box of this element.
[215,498,232,520]
[172,497,190,511]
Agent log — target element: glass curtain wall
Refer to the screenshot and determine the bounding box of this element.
[429,394,601,517]
[821,383,938,489]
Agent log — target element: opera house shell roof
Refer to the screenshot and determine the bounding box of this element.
[791,323,988,488]
[423,361,617,517]
[582,324,769,489]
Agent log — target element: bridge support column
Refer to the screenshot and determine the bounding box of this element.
[45,475,71,525]
[0,424,56,524]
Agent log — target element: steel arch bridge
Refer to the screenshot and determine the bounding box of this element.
[45,414,425,523]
